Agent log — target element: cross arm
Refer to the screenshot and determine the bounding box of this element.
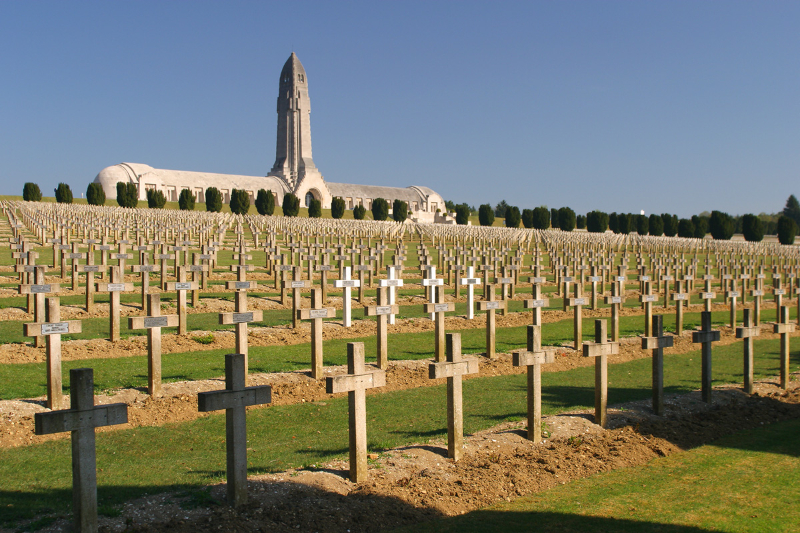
[642,335,674,349]
[334,279,360,288]
[735,326,760,338]
[774,323,796,334]
[364,305,400,317]
[219,310,264,324]
[298,307,337,319]
[428,358,479,379]
[226,281,258,290]
[692,330,721,343]
[197,386,272,412]
[19,284,61,295]
[524,298,550,308]
[129,315,180,330]
[25,320,82,337]
[513,350,555,366]
[34,403,128,435]
[477,300,506,311]
[326,370,386,394]
[166,281,199,291]
[582,341,619,358]
[96,282,135,292]
[132,265,161,273]
[424,302,456,313]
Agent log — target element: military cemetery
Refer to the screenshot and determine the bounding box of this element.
[2,6,800,531]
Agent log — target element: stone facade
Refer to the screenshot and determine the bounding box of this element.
[93,53,445,219]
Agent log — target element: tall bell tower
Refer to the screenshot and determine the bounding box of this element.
[269,53,323,195]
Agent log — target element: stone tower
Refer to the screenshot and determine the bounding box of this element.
[268,53,326,205]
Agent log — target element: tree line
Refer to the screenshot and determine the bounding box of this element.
[445,196,799,245]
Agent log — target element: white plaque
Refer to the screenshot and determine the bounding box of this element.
[41,322,69,335]
[309,309,329,319]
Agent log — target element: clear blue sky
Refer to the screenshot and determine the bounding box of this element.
[1,1,797,218]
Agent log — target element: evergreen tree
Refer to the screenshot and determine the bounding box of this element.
[521,209,534,229]
[178,189,195,210]
[558,207,576,231]
[777,216,797,245]
[783,195,800,226]
[371,198,389,221]
[255,189,275,215]
[455,204,470,225]
[478,204,494,226]
[648,214,663,236]
[662,213,679,237]
[308,198,322,218]
[54,183,73,204]
[709,211,735,240]
[494,200,509,217]
[146,189,166,208]
[205,187,223,212]
[331,197,345,219]
[636,214,649,235]
[692,215,708,238]
[117,182,139,208]
[505,206,521,228]
[532,206,550,229]
[23,182,42,202]
[677,218,695,238]
[576,214,586,229]
[353,204,366,220]
[282,193,300,216]
[617,213,631,234]
[741,214,764,242]
[550,208,560,229]
[86,182,105,206]
[393,199,408,222]
[586,210,608,233]
[608,213,618,233]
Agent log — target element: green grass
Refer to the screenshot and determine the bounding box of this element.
[404,418,800,532]
[0,309,782,400]
[0,336,797,527]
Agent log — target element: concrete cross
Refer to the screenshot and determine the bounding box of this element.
[334,266,361,328]
[459,266,481,320]
[692,311,721,403]
[34,368,128,533]
[671,280,689,335]
[65,243,87,292]
[587,267,602,310]
[19,270,60,348]
[198,353,272,507]
[96,266,134,342]
[700,274,716,313]
[495,269,514,316]
[326,342,386,482]
[220,284,263,379]
[154,249,175,289]
[166,266,198,335]
[565,283,588,350]
[364,287,398,370]
[128,293,179,396]
[524,280,549,327]
[353,263,372,303]
[477,284,506,359]
[725,280,740,329]
[773,305,795,389]
[428,333,479,461]
[24,297,81,409]
[379,265,404,325]
[298,288,336,378]
[513,324,556,442]
[315,253,334,303]
[283,267,312,329]
[75,263,107,313]
[561,272,574,312]
[735,308,760,394]
[425,285,455,362]
[642,315,674,416]
[132,263,160,310]
[661,270,674,309]
[772,275,785,312]
[582,319,619,428]
[422,265,443,320]
[639,281,658,337]
[604,282,625,342]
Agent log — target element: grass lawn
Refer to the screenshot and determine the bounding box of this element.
[404,417,800,532]
[0,337,798,526]
[0,309,782,400]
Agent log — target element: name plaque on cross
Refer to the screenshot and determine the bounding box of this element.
[615,276,626,282]
[106,283,126,292]
[642,295,658,302]
[572,298,587,305]
[31,284,52,293]
[309,309,329,319]
[434,303,450,312]
[422,278,443,286]
[774,289,786,295]
[41,322,70,335]
[483,301,501,310]
[83,265,100,272]
[728,291,740,297]
[317,265,333,271]
[234,282,250,289]
[588,276,601,282]
[137,265,157,272]
[143,316,169,328]
[291,281,306,288]
[498,277,513,284]
[337,280,358,287]
[232,312,254,323]
[608,296,622,304]
[175,282,192,290]
[375,306,392,315]
[752,290,764,296]
[382,279,402,286]
[673,294,687,300]
[530,277,546,284]
[640,276,651,281]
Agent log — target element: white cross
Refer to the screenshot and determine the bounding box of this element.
[422,265,443,320]
[334,266,361,327]
[379,265,404,325]
[459,266,482,319]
